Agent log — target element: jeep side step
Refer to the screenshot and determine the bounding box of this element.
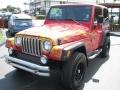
[88,49,102,60]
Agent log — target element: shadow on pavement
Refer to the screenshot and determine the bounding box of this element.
[76,56,109,90]
[84,56,109,82]
[0,69,65,90]
[0,56,109,90]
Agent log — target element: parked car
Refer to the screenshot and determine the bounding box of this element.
[0,12,3,19]
[8,13,32,35]
[1,12,12,28]
[0,12,4,28]
[0,17,2,28]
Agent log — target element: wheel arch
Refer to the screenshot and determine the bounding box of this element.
[61,42,88,65]
[73,46,88,66]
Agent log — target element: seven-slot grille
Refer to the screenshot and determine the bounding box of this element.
[21,37,41,56]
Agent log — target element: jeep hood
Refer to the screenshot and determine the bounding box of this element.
[17,23,89,45]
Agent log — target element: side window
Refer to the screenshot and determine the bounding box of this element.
[103,9,108,18]
[94,7,102,21]
[103,8,109,24]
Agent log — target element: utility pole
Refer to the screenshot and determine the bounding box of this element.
[34,0,37,16]
[24,2,27,11]
[103,0,106,3]
[96,0,98,3]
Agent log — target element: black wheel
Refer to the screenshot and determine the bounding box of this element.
[61,52,87,90]
[100,36,110,57]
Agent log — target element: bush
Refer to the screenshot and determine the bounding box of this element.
[36,15,46,20]
[0,30,4,44]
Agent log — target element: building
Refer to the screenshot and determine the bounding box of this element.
[27,0,108,15]
[28,0,76,15]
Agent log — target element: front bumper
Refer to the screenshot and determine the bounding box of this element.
[5,55,50,77]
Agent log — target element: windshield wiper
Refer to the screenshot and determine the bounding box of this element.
[66,18,81,25]
[48,18,81,24]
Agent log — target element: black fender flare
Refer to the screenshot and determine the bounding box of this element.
[61,42,87,61]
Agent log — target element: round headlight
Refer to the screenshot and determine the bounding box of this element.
[43,41,52,51]
[15,37,22,45]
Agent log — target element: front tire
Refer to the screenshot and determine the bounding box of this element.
[61,52,87,90]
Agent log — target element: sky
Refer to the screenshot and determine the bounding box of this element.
[0,0,28,10]
[0,0,119,11]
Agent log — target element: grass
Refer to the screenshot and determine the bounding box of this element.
[0,30,4,45]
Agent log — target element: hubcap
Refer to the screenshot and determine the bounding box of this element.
[74,63,84,82]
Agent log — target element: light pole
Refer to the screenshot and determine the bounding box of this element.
[34,0,37,16]
[24,2,27,10]
[103,0,106,3]
[96,0,98,3]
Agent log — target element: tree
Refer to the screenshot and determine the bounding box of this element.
[113,0,120,2]
[7,5,15,12]
[2,8,7,12]
[1,5,21,13]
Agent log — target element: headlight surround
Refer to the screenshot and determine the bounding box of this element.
[43,40,52,51]
[15,37,22,45]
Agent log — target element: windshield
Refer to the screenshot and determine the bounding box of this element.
[47,6,91,21]
[15,19,32,26]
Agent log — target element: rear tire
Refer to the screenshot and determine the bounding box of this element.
[100,36,110,57]
[61,52,87,90]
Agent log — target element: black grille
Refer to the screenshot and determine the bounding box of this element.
[16,53,41,65]
[21,37,41,56]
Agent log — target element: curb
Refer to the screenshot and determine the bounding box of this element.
[110,32,120,37]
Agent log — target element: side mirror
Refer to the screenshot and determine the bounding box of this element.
[94,20,98,26]
[97,15,104,24]
[93,20,98,29]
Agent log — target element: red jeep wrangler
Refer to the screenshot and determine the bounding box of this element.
[5,3,110,90]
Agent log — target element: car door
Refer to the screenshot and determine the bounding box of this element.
[90,7,103,50]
